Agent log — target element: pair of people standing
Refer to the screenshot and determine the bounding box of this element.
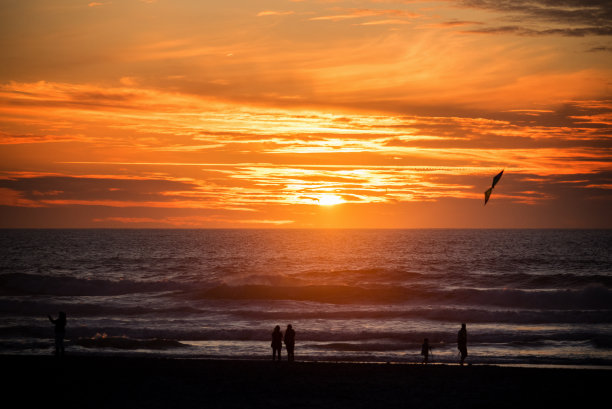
[271,324,295,362]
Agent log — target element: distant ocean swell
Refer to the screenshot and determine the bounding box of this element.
[3,299,611,327]
[190,284,612,309]
[0,273,189,296]
[3,268,612,293]
[2,273,611,309]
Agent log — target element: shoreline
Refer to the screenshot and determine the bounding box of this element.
[6,349,612,370]
[4,355,609,408]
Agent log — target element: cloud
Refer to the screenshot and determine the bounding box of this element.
[310,8,420,22]
[458,0,612,36]
[0,175,204,204]
[1,79,610,221]
[588,46,612,52]
[462,26,612,37]
[428,20,484,28]
[356,19,413,26]
[460,0,612,26]
[257,11,295,17]
[0,187,44,207]
[1,165,610,227]
[2,80,610,157]
[92,216,294,227]
[0,131,88,145]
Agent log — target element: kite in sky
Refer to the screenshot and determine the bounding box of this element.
[484,170,504,205]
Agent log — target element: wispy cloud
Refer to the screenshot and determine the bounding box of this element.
[587,45,612,52]
[257,11,295,17]
[91,216,293,227]
[356,19,413,26]
[462,26,612,37]
[460,0,612,26]
[310,8,420,22]
[458,0,612,37]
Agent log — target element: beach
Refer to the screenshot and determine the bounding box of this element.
[4,355,609,408]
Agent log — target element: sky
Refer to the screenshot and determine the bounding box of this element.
[0,0,610,228]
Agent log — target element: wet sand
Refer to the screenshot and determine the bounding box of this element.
[3,355,609,408]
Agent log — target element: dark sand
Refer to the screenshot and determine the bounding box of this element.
[4,355,609,408]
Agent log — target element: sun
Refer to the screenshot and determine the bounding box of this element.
[317,194,345,206]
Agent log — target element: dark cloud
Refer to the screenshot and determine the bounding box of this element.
[462,26,612,37]
[461,0,612,25]
[0,176,203,203]
[459,0,612,36]
[439,20,484,27]
[381,100,612,150]
[384,135,612,150]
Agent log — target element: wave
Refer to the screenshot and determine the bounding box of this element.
[448,285,612,309]
[462,272,612,290]
[0,273,186,296]
[220,269,612,289]
[189,284,612,309]
[0,298,202,317]
[3,298,610,326]
[229,307,612,324]
[233,269,428,286]
[2,266,611,299]
[73,333,188,350]
[309,342,409,352]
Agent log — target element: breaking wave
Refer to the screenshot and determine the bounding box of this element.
[0,273,186,296]
[190,284,612,309]
[73,333,188,350]
[2,325,611,350]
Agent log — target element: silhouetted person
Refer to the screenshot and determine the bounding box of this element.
[284,324,296,362]
[458,323,467,366]
[421,338,432,364]
[48,311,66,357]
[271,325,283,361]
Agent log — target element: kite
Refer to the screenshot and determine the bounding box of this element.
[484,170,504,205]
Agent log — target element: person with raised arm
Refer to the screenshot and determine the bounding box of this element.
[48,311,66,357]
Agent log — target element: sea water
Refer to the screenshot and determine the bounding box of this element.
[1,229,611,366]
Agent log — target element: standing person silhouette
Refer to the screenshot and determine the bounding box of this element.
[421,338,432,364]
[458,323,467,366]
[271,325,283,361]
[284,324,296,362]
[48,311,66,357]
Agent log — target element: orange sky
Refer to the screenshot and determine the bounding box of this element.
[1,0,611,228]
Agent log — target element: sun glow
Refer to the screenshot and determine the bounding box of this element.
[317,194,345,206]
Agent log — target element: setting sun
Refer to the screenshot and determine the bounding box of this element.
[317,194,345,206]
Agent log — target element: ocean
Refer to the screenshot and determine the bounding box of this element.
[1,229,611,367]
